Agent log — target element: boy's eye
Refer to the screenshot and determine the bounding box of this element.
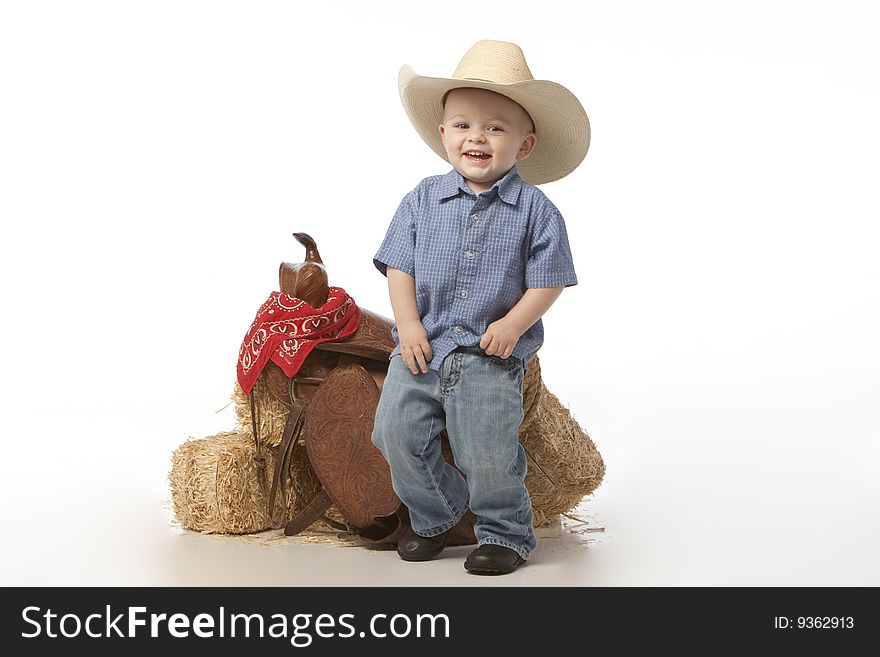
[487,125,504,132]
[453,122,469,129]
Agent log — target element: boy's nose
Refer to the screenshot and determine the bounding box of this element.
[468,132,486,143]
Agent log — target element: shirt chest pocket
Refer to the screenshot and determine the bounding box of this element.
[486,215,529,265]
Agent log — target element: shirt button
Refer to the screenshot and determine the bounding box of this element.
[471,213,479,221]
[459,290,469,299]
[454,326,463,334]
[465,250,475,259]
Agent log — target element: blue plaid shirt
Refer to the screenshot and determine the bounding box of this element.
[373,166,578,373]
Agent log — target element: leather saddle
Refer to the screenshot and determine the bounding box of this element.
[249,234,476,546]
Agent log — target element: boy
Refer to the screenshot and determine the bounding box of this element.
[371,40,590,575]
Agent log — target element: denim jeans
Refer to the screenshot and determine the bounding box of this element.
[371,346,536,560]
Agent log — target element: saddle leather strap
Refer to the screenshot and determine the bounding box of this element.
[249,392,267,493]
[267,398,308,522]
[284,490,333,536]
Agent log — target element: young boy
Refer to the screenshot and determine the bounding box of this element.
[371,40,590,575]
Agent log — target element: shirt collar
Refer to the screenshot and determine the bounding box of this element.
[438,167,524,206]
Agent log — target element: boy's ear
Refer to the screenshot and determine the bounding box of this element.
[438,124,446,145]
[517,133,538,161]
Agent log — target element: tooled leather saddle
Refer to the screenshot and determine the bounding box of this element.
[248,233,476,546]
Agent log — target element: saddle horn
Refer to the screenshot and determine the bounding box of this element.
[279,232,330,307]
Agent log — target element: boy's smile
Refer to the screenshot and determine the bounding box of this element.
[439,88,537,194]
[464,149,491,162]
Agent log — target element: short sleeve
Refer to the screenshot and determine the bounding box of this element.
[373,189,417,277]
[525,206,578,288]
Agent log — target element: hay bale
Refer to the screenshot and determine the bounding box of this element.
[521,381,605,527]
[222,354,605,532]
[232,374,288,448]
[169,431,324,534]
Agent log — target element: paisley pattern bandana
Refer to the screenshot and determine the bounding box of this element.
[236,287,360,395]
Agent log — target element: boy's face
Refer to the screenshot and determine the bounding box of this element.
[439,88,537,194]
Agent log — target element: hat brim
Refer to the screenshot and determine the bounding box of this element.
[398,65,590,185]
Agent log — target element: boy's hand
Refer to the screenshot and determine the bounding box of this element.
[479,318,524,359]
[397,319,433,374]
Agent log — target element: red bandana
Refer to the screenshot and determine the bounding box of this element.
[236,286,360,395]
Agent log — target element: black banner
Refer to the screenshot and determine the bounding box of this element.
[1,586,875,653]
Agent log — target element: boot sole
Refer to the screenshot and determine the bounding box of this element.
[465,559,524,575]
[398,551,444,562]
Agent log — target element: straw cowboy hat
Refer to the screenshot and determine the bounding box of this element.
[398,40,590,185]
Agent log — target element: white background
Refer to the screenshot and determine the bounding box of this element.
[1,0,878,586]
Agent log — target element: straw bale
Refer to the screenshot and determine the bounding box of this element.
[169,431,324,534]
[214,353,605,534]
[521,382,605,526]
[232,374,289,448]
